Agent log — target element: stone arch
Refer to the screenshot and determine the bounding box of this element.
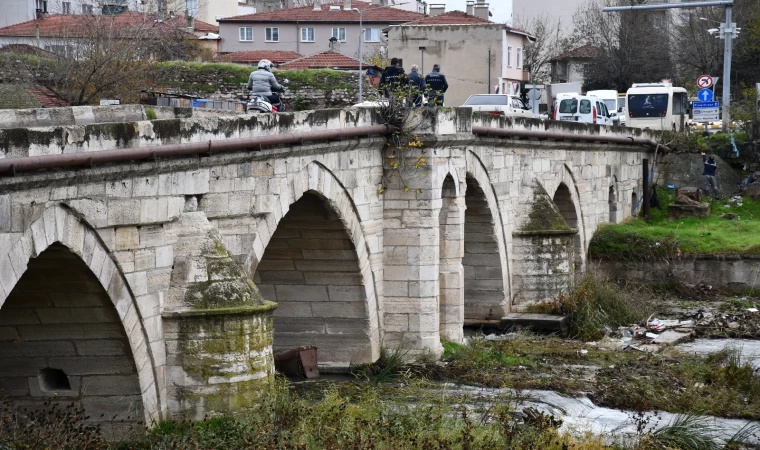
[465,152,511,318]
[438,173,465,342]
[0,205,161,428]
[250,162,380,366]
[546,165,587,273]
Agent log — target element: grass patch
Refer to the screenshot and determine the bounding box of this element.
[432,334,639,394]
[589,187,760,259]
[594,346,760,420]
[528,275,656,341]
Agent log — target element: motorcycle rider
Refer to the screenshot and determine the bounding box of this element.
[247,59,285,109]
[425,64,449,107]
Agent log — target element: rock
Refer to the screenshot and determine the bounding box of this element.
[745,182,760,202]
[728,322,740,329]
[667,203,711,220]
[653,330,694,345]
[720,212,737,220]
[675,186,703,205]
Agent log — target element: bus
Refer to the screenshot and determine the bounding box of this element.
[626,83,689,131]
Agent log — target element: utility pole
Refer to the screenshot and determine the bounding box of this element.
[487,47,491,94]
[603,0,735,131]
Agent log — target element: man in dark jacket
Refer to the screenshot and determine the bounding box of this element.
[701,152,719,197]
[407,64,425,106]
[379,58,406,97]
[425,64,449,106]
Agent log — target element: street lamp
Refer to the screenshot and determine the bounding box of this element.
[351,7,364,103]
[338,2,409,104]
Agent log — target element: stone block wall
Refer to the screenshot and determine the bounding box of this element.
[0,243,143,437]
[462,177,507,320]
[254,192,373,366]
[511,234,575,305]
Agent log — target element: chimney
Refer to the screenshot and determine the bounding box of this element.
[344,0,351,8]
[428,3,444,16]
[473,2,489,20]
[466,0,474,15]
[313,0,321,11]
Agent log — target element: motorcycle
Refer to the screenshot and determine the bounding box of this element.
[246,94,283,114]
[246,80,288,114]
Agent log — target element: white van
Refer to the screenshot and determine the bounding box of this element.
[553,93,613,126]
[587,90,622,126]
[462,94,539,118]
[626,83,688,131]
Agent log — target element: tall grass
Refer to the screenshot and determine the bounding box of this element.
[530,275,654,341]
[644,414,721,450]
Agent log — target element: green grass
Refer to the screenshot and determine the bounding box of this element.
[589,187,760,259]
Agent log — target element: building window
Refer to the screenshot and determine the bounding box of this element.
[331,27,346,42]
[36,0,47,12]
[507,46,512,67]
[82,3,93,13]
[62,1,70,13]
[266,27,279,42]
[516,48,522,68]
[301,27,315,42]
[239,27,253,41]
[364,27,380,42]
[186,0,199,17]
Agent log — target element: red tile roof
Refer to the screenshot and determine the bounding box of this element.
[216,50,303,64]
[404,11,491,25]
[220,1,423,23]
[553,44,599,61]
[0,11,218,38]
[278,50,361,70]
[26,87,68,108]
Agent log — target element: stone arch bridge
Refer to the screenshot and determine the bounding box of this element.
[0,105,658,428]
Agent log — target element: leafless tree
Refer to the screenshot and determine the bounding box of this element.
[11,2,201,105]
[514,13,565,83]
[568,0,675,92]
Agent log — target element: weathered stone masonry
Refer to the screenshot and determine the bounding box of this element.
[0,105,655,423]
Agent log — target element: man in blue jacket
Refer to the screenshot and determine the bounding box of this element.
[407,64,425,106]
[425,64,448,106]
[701,152,719,197]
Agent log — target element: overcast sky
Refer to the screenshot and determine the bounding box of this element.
[433,0,512,24]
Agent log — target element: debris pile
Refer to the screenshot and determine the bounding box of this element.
[667,187,711,220]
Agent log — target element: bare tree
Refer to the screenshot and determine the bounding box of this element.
[11,6,201,105]
[514,13,565,83]
[568,0,675,92]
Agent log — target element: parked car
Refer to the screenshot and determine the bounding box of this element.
[462,94,539,118]
[553,93,613,126]
[587,89,621,125]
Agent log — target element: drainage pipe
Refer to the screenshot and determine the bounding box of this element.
[472,125,669,151]
[0,124,393,176]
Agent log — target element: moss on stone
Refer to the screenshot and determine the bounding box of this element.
[522,183,572,233]
[1,128,30,150]
[151,118,182,140]
[184,235,268,309]
[86,122,138,146]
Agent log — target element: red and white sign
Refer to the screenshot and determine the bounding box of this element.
[697,75,714,89]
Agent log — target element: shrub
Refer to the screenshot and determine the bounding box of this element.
[145,108,157,120]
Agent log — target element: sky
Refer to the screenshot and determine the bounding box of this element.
[433,0,512,24]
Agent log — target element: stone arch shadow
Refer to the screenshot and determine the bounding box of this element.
[0,205,162,426]
[465,151,511,317]
[545,164,587,273]
[247,161,381,366]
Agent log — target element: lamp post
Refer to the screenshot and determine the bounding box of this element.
[341,2,410,104]
[700,15,739,131]
[351,7,364,103]
[419,46,426,74]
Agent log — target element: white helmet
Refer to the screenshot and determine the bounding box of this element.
[258,59,273,71]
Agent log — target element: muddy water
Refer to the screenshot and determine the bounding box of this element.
[677,338,760,369]
[294,338,760,445]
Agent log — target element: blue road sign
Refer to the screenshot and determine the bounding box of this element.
[697,88,714,102]
[693,101,720,108]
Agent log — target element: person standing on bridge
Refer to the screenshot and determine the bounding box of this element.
[425,64,448,107]
[379,58,406,99]
[408,64,426,107]
[701,152,719,198]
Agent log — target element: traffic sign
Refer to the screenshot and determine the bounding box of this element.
[693,100,720,122]
[697,75,713,89]
[697,88,714,102]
